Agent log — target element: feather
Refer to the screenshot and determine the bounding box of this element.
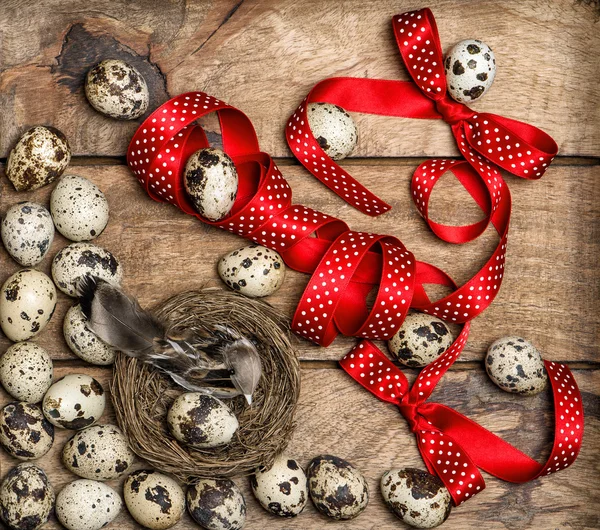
[76,276,262,403]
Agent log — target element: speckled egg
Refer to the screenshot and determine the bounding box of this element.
[187,479,246,530]
[218,245,285,298]
[307,103,358,160]
[1,202,55,266]
[167,393,239,449]
[6,126,71,191]
[63,304,117,365]
[0,463,54,530]
[50,174,110,241]
[444,39,496,103]
[0,342,53,402]
[56,479,122,530]
[0,269,57,342]
[124,470,185,530]
[85,59,149,120]
[42,374,105,430]
[307,455,368,520]
[388,312,454,367]
[62,423,135,481]
[51,242,122,296]
[381,468,452,529]
[485,336,548,395]
[0,402,54,460]
[251,455,308,517]
[184,147,238,221]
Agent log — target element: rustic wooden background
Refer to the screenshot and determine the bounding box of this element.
[0,0,598,528]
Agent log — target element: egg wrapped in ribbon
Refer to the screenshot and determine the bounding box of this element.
[307,103,358,160]
[381,468,452,529]
[485,336,547,395]
[445,39,496,103]
[184,147,238,221]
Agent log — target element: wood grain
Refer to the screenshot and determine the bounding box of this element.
[0,364,597,530]
[0,0,598,157]
[0,163,597,363]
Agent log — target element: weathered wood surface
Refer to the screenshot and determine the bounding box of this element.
[0,0,599,157]
[0,163,597,363]
[0,365,597,530]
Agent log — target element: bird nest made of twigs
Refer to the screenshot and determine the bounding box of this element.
[111,288,300,483]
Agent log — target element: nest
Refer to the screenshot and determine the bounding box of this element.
[111,288,300,482]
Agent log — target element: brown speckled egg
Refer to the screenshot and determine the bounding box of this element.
[52,242,122,296]
[307,103,358,160]
[184,147,238,221]
[0,269,57,342]
[444,39,496,103]
[124,470,185,530]
[42,374,105,430]
[167,393,238,449]
[381,468,452,529]
[1,202,55,266]
[307,455,368,520]
[485,336,547,395]
[6,126,71,191]
[0,463,55,530]
[56,479,122,530]
[85,59,149,120]
[187,478,246,530]
[51,174,109,241]
[388,313,453,367]
[218,245,285,298]
[63,304,116,365]
[0,402,54,460]
[62,423,135,480]
[0,342,53,403]
[251,455,308,517]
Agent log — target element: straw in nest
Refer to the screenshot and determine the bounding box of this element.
[111,288,300,482]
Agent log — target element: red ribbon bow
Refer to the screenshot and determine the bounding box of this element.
[340,340,584,505]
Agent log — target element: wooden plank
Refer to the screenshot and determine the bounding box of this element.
[0,0,598,158]
[0,364,597,529]
[1,163,597,363]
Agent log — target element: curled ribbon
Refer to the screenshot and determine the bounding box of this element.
[125,7,582,504]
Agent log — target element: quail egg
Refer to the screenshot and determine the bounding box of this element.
[42,374,105,429]
[184,147,238,221]
[381,468,452,529]
[251,455,308,517]
[62,423,135,480]
[218,244,285,297]
[63,304,117,365]
[50,174,110,241]
[445,39,496,103]
[51,242,122,296]
[187,478,246,530]
[6,126,71,191]
[485,336,548,395]
[167,393,239,449]
[1,202,55,266]
[124,470,185,530]
[307,103,358,160]
[0,463,54,530]
[0,269,57,341]
[0,402,54,460]
[307,455,368,520]
[388,312,454,367]
[0,342,53,402]
[56,479,122,530]
[85,59,149,120]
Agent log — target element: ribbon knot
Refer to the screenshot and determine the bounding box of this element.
[398,401,423,432]
[434,97,474,125]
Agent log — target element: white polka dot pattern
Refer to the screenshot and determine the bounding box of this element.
[340,340,584,506]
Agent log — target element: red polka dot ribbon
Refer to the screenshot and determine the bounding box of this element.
[340,340,584,505]
[286,7,558,217]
